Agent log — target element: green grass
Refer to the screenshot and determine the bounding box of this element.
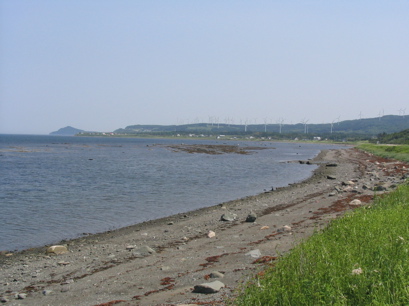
[358,143,409,162]
[233,183,409,305]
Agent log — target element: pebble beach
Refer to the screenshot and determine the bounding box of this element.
[1,147,408,306]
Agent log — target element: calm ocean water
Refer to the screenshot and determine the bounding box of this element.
[0,135,343,251]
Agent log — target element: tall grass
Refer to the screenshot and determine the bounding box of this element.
[358,143,409,162]
[234,183,409,305]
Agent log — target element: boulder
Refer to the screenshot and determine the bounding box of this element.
[210,271,224,279]
[132,246,156,257]
[245,249,262,258]
[207,230,216,238]
[17,293,27,300]
[343,186,354,192]
[277,225,292,232]
[327,175,337,180]
[349,199,362,206]
[193,281,225,294]
[57,261,70,266]
[46,245,68,255]
[42,290,53,296]
[373,185,388,191]
[245,212,257,222]
[220,212,237,221]
[326,163,338,167]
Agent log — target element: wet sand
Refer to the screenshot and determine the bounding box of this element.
[1,147,408,306]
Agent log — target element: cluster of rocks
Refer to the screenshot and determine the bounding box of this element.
[220,211,257,223]
[326,160,408,198]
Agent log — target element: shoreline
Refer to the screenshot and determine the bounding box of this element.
[1,147,408,305]
[3,147,329,257]
[0,139,339,253]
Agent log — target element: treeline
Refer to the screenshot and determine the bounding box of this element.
[376,129,409,144]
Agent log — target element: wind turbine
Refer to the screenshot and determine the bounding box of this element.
[208,116,213,126]
[330,119,336,134]
[224,117,232,126]
[263,118,268,132]
[358,112,363,120]
[277,118,284,134]
[301,119,309,134]
[378,110,384,121]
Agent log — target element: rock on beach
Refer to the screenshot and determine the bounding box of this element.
[46,245,68,255]
[220,212,237,221]
[349,199,362,206]
[245,212,257,222]
[193,280,225,294]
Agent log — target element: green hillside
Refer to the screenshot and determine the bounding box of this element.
[113,115,409,140]
[377,129,409,144]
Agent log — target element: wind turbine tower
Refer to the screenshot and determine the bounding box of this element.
[301,119,309,134]
[330,119,336,134]
[277,118,284,133]
[378,110,383,121]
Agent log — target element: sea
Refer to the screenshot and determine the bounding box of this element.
[0,135,344,251]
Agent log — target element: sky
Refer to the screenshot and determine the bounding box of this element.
[1,1,408,134]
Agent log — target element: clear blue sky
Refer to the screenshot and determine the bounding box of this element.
[1,1,408,134]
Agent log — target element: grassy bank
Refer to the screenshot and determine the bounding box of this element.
[234,182,409,305]
[358,143,409,162]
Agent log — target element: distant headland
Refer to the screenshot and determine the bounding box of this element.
[49,126,84,136]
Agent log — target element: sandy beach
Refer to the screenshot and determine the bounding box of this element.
[1,147,408,306]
